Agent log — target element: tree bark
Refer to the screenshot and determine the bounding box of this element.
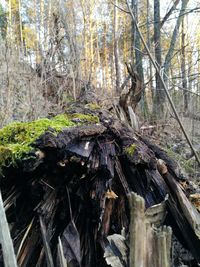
[181,18,188,112]
[131,0,144,83]
[153,0,165,116]
[131,0,148,115]
[163,0,189,78]
[114,0,121,94]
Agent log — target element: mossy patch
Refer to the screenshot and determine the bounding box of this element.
[124,144,137,156]
[0,112,100,171]
[85,103,101,110]
[0,114,75,170]
[67,113,99,123]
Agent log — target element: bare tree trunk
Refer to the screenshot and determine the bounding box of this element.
[163,0,189,77]
[146,0,153,95]
[131,0,144,83]
[153,0,165,117]
[131,0,148,116]
[18,0,23,58]
[181,18,188,113]
[153,0,189,118]
[103,23,109,89]
[114,0,121,94]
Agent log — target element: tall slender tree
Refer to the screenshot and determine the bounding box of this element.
[153,0,165,116]
[181,17,188,112]
[131,0,144,83]
[0,4,7,39]
[163,0,189,78]
[114,0,121,94]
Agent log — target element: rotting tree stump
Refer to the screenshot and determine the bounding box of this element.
[0,106,200,267]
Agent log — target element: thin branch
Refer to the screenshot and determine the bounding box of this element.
[161,0,181,28]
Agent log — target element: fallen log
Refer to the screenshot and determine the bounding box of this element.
[0,107,199,267]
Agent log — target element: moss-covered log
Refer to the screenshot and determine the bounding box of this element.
[0,107,200,267]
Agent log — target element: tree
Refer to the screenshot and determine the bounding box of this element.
[153,0,165,116]
[153,0,189,117]
[114,0,121,94]
[181,17,188,112]
[163,0,189,78]
[0,4,7,39]
[131,0,144,83]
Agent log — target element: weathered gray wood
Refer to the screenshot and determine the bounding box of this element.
[0,190,18,267]
[39,216,54,267]
[165,173,200,238]
[128,192,172,267]
[128,192,146,267]
[57,237,68,267]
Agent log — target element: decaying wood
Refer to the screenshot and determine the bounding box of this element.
[165,173,200,238]
[128,192,172,267]
[189,194,200,212]
[0,108,200,267]
[39,216,54,267]
[117,64,142,130]
[0,190,18,267]
[57,237,68,267]
[119,63,143,113]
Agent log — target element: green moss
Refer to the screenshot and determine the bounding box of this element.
[67,113,99,123]
[0,112,100,170]
[85,103,101,110]
[0,114,75,169]
[0,146,13,168]
[124,144,136,156]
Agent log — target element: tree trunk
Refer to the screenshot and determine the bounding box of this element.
[153,0,165,117]
[146,0,153,110]
[181,18,188,113]
[131,0,148,116]
[163,0,189,78]
[114,0,121,94]
[131,0,144,83]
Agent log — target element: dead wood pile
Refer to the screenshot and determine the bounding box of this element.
[0,105,200,267]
